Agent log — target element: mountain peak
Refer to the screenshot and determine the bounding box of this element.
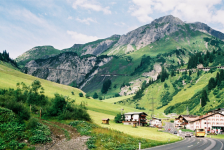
[151,15,184,25]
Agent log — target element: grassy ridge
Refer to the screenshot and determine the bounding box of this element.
[0,63,139,116]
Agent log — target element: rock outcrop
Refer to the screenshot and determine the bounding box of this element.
[24,52,112,86]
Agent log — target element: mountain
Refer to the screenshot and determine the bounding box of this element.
[23,52,112,86]
[17,15,224,111]
[16,46,61,68]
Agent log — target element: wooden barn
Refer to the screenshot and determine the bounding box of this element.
[102,118,110,124]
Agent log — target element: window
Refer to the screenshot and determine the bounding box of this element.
[217,119,219,121]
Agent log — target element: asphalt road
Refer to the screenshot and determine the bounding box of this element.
[143,137,224,150]
[144,122,224,150]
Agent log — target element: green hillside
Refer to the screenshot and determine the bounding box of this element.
[83,31,216,97]
[16,46,61,68]
[0,62,179,144]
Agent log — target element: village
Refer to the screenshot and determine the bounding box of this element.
[101,108,224,136]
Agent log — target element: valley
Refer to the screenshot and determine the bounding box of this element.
[2,14,224,149]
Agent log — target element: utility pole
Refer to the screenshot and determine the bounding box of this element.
[149,96,156,118]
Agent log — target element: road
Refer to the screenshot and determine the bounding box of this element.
[144,122,224,150]
[143,137,224,150]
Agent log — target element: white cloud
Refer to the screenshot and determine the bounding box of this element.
[68,16,73,20]
[129,0,224,26]
[110,2,116,5]
[114,22,126,27]
[72,0,111,14]
[67,31,99,44]
[76,17,97,25]
[129,0,154,23]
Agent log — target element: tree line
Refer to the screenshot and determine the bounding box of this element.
[0,50,18,68]
[0,80,91,121]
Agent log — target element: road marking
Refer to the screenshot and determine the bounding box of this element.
[188,145,193,147]
[204,139,216,150]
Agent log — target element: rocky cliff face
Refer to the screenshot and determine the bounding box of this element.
[190,22,224,40]
[108,15,185,55]
[24,52,112,86]
[81,39,117,56]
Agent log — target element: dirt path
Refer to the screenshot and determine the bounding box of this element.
[35,120,90,150]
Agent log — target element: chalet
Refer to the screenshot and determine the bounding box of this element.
[123,112,147,126]
[187,112,224,133]
[149,117,162,127]
[174,115,198,128]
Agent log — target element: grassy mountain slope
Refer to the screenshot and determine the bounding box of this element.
[0,62,179,144]
[0,63,138,116]
[16,46,61,68]
[83,30,213,98]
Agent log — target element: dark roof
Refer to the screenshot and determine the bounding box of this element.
[124,112,148,115]
[102,118,110,121]
[190,112,224,122]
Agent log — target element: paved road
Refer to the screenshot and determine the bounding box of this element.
[144,122,224,150]
[144,137,224,150]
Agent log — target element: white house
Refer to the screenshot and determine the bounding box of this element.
[174,115,198,128]
[186,112,224,133]
[149,117,162,127]
[123,112,147,126]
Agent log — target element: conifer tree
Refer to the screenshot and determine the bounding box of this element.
[201,90,209,107]
[93,92,98,99]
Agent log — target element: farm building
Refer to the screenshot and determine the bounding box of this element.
[102,118,110,124]
[123,112,147,126]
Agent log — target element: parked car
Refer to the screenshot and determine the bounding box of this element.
[185,132,191,137]
[174,131,177,134]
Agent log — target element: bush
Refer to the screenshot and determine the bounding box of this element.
[2,100,30,121]
[114,93,120,97]
[92,92,98,99]
[79,93,84,97]
[29,123,52,144]
[49,94,67,116]
[85,94,90,98]
[27,118,39,129]
[114,113,125,123]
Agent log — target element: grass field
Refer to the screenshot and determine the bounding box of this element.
[103,95,134,104]
[209,134,224,139]
[88,110,179,142]
[0,62,181,142]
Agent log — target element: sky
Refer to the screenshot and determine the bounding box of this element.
[1,0,224,59]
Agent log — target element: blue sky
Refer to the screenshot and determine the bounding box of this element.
[1,0,224,58]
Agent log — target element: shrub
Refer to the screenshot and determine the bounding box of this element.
[92,92,98,99]
[114,113,125,123]
[79,93,84,97]
[27,118,39,129]
[49,94,67,116]
[114,93,120,97]
[3,101,30,121]
[29,123,52,144]
[85,94,90,98]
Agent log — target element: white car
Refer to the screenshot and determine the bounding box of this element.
[185,132,191,137]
